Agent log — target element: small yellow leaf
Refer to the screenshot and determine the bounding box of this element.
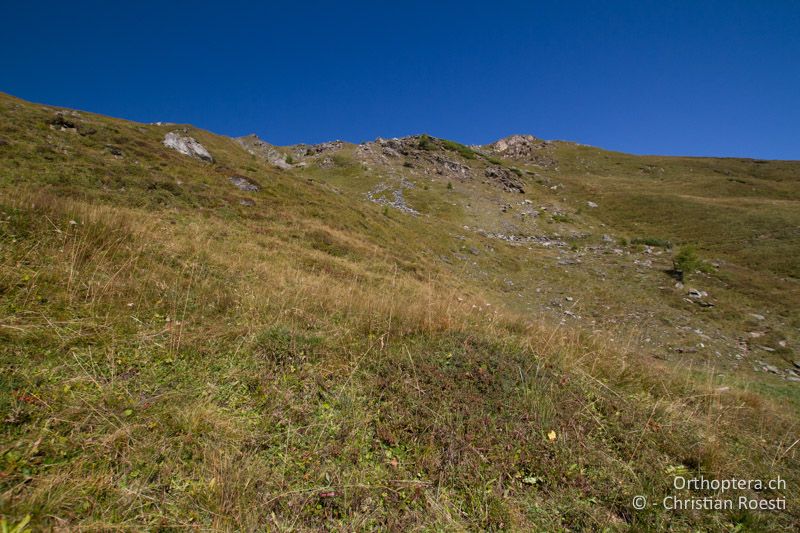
[547,430,557,442]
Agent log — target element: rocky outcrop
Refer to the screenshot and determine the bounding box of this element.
[484,166,524,193]
[435,155,472,180]
[486,134,557,168]
[297,140,345,157]
[163,131,213,162]
[236,134,290,169]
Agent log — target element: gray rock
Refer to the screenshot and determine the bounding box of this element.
[587,201,598,208]
[236,134,292,168]
[485,166,525,193]
[229,176,260,192]
[794,361,800,370]
[163,132,213,162]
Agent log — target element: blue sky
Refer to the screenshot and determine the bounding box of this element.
[2,1,798,158]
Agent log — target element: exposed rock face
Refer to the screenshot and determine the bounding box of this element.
[487,134,557,168]
[491,134,541,156]
[236,134,291,169]
[163,131,213,162]
[435,155,472,180]
[484,166,524,193]
[297,140,345,157]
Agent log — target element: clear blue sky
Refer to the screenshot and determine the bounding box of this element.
[2,1,798,159]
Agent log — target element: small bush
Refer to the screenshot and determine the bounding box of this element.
[673,244,711,275]
[631,237,672,248]
[418,134,434,151]
[440,139,477,159]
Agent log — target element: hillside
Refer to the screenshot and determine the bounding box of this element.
[1,92,798,531]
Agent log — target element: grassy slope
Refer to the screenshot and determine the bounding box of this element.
[1,93,799,531]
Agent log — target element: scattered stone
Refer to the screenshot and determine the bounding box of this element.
[763,364,779,374]
[688,289,707,299]
[587,201,598,208]
[366,179,419,215]
[239,199,255,206]
[750,313,765,321]
[163,131,213,162]
[602,234,614,243]
[485,166,524,193]
[48,114,77,133]
[229,175,260,192]
[793,361,800,370]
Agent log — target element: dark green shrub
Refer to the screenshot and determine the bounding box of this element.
[673,244,711,275]
[440,139,477,159]
[418,134,434,151]
[631,237,672,248]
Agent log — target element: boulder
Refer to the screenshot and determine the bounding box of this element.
[163,131,213,162]
[229,175,260,192]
